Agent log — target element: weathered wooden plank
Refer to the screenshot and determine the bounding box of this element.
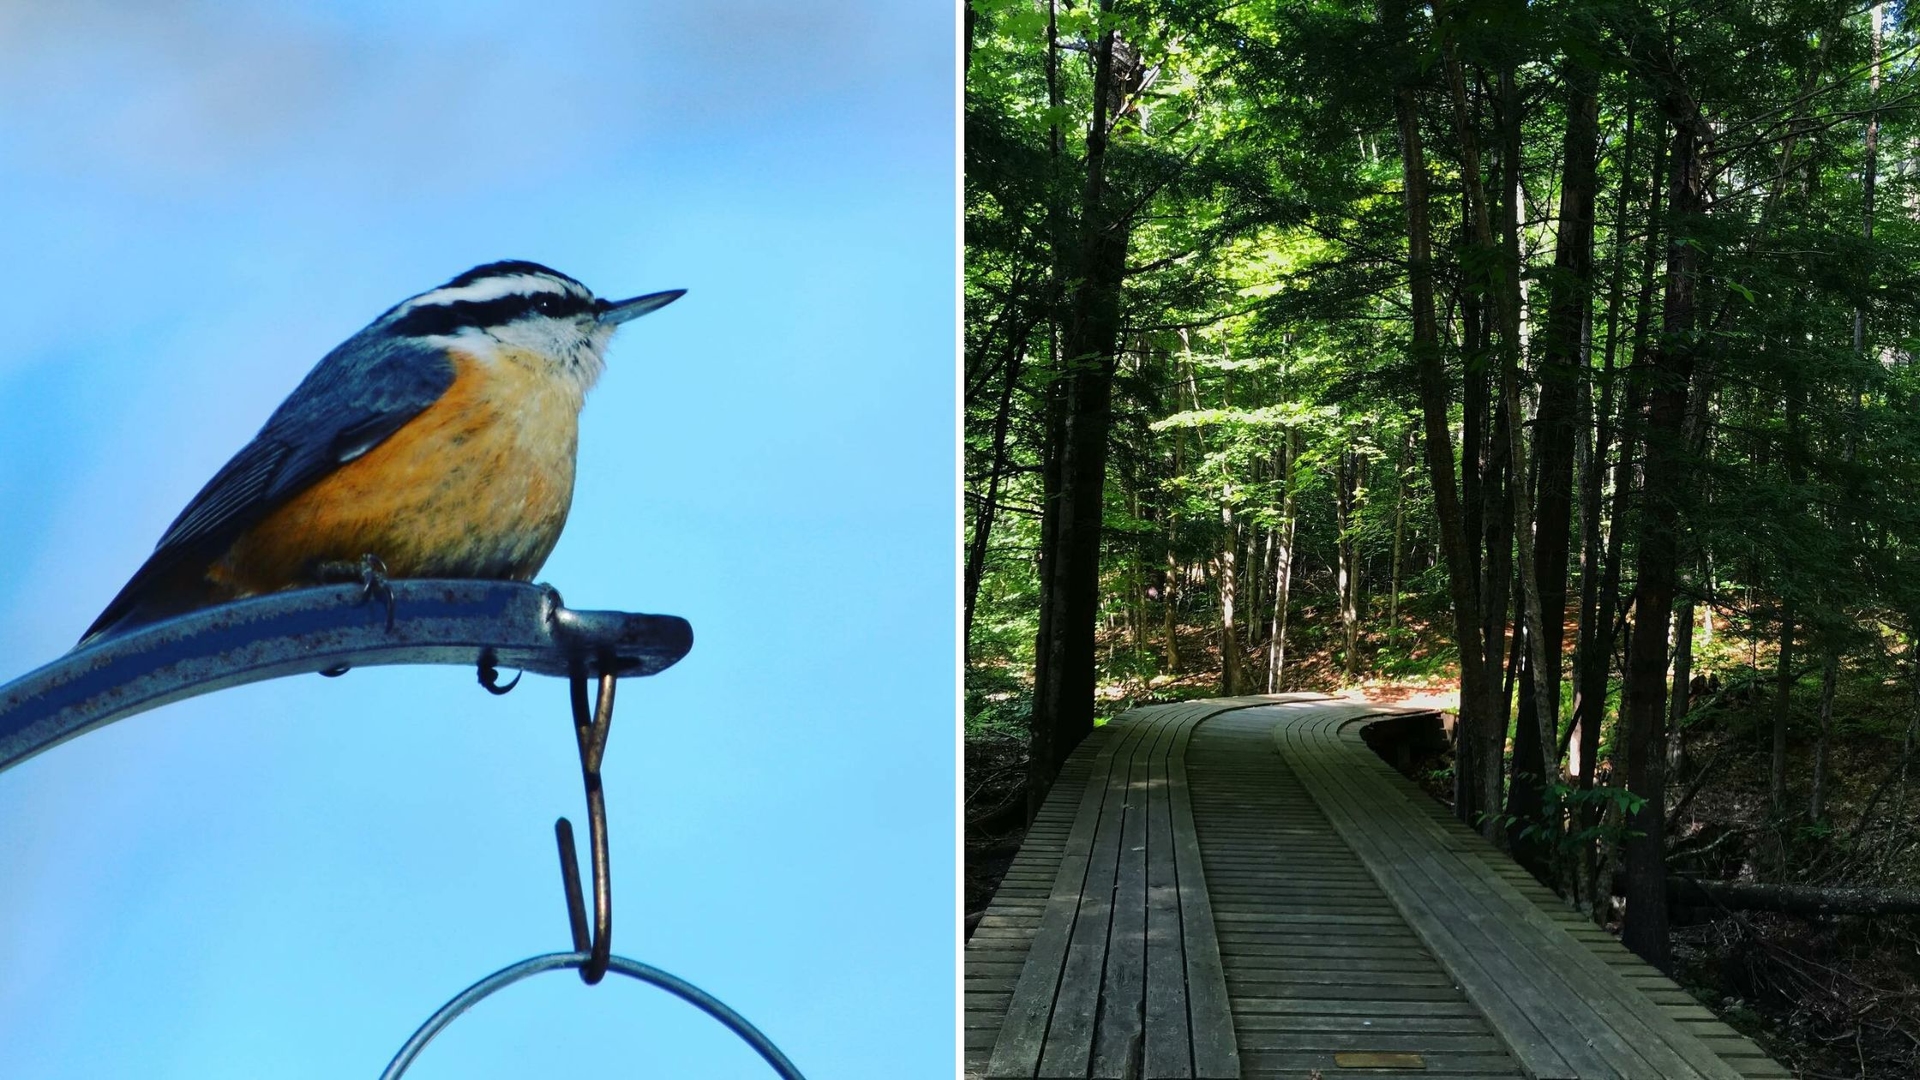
[1168,707,1240,1079]
[1091,714,1170,1077]
[985,721,1136,1079]
[1303,728,1640,1074]
[1231,997,1483,1018]
[1232,1013,1491,1034]
[1183,703,1520,1080]
[1226,968,1457,988]
[1225,955,1446,974]
[1217,942,1428,958]
[1240,1050,1516,1074]
[982,695,1784,1080]
[1275,719,1585,1079]
[1307,740,1684,1080]
[1315,724,1745,1080]
[1143,712,1193,1078]
[1266,703,1759,1080]
[1039,710,1177,1077]
[1239,1032,1501,1052]
[986,702,1252,1080]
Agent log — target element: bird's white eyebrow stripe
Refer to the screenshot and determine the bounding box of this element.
[400,274,577,312]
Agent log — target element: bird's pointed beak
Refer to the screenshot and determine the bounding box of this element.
[598,289,687,326]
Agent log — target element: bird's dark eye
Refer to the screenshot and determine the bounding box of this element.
[534,295,561,315]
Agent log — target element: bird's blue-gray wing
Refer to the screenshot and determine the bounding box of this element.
[80,334,457,643]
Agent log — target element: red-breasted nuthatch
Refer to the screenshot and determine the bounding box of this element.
[80,260,683,645]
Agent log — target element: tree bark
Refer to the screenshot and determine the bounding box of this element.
[1572,110,1663,786]
[1770,599,1797,810]
[1267,433,1298,692]
[1219,495,1244,695]
[1810,648,1839,822]
[1337,448,1362,680]
[964,328,1029,654]
[1027,9,1137,819]
[1667,594,1695,780]
[1162,545,1180,671]
[1619,67,1707,970]
[963,0,975,77]
[1389,428,1409,637]
[1528,54,1601,785]
[1388,0,1494,833]
[1444,31,1517,834]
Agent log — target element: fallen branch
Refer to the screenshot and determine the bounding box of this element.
[1681,878,1920,917]
[1618,873,1920,917]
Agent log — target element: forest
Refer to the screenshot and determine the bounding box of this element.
[965,0,1920,1073]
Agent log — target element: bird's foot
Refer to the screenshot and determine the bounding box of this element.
[318,553,396,631]
[358,554,395,631]
[477,650,521,695]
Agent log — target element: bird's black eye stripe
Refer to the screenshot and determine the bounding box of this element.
[390,290,595,336]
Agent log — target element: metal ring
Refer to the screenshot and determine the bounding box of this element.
[379,952,806,1080]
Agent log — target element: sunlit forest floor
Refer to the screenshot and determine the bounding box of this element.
[965,613,1920,1078]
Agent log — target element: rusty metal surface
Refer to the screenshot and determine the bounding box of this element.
[0,580,692,774]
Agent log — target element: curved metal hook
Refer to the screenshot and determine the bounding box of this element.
[377,952,807,1080]
[556,672,616,983]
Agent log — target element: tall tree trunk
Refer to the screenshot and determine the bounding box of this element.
[1620,68,1706,970]
[1128,490,1148,654]
[1508,634,1553,877]
[1268,434,1298,692]
[1812,5,1886,828]
[1164,411,1184,672]
[1856,5,1882,365]
[1389,427,1410,638]
[1220,495,1244,695]
[1573,105,1663,911]
[1028,0,1069,811]
[1770,569,1798,808]
[1163,546,1181,671]
[1389,0,1494,830]
[1337,448,1362,680]
[963,0,975,77]
[1481,395,1516,833]
[1668,594,1695,779]
[1446,28,1518,834]
[1495,41,1564,857]
[1811,648,1840,822]
[1667,327,1717,787]
[1528,53,1601,792]
[964,329,1029,654]
[1027,11,1137,819]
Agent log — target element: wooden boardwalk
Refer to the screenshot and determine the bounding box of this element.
[965,696,1789,1080]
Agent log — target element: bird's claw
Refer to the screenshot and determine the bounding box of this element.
[478,656,521,695]
[358,553,395,631]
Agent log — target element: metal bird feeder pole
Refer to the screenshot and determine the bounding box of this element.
[0,580,806,1078]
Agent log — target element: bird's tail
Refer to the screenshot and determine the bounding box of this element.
[78,552,219,648]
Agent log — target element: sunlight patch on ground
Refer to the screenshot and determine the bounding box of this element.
[1335,684,1460,713]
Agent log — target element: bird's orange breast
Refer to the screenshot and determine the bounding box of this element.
[209,349,582,598]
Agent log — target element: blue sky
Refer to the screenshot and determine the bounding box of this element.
[0,2,955,1077]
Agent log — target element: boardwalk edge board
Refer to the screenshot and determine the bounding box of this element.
[986,701,1262,1080]
[968,695,1787,1080]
